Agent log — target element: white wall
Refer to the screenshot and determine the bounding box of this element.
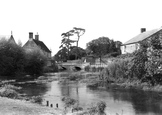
[121,43,139,54]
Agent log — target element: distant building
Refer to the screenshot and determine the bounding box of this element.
[121,27,162,54]
[23,32,51,58]
[23,32,52,66]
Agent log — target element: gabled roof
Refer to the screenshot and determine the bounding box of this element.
[33,39,51,53]
[8,35,16,44]
[0,34,16,44]
[123,27,162,45]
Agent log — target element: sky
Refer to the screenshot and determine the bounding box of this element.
[1,0,162,56]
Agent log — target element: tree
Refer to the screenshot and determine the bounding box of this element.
[69,46,86,60]
[86,37,120,63]
[0,40,26,77]
[60,30,75,60]
[55,47,68,62]
[72,27,85,47]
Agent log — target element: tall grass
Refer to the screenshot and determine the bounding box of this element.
[100,58,130,83]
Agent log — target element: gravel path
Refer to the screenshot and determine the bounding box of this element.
[0,97,63,115]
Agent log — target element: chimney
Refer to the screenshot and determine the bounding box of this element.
[29,32,33,39]
[141,28,146,33]
[35,33,39,41]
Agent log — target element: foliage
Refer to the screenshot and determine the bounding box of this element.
[0,84,21,99]
[30,96,43,104]
[72,27,85,47]
[24,49,47,75]
[100,59,130,83]
[58,28,86,61]
[97,101,106,114]
[84,65,90,72]
[62,97,77,107]
[43,60,58,73]
[127,32,162,85]
[86,37,122,63]
[69,46,86,60]
[0,40,26,77]
[127,41,148,79]
[55,46,86,61]
[55,47,68,62]
[83,101,106,115]
[144,34,162,85]
[60,30,75,60]
[0,38,50,78]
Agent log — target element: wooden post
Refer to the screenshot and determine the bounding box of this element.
[56,103,58,108]
[50,104,53,108]
[46,101,49,106]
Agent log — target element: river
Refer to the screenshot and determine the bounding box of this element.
[16,72,162,115]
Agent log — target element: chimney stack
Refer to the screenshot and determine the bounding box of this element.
[141,28,146,33]
[35,33,39,41]
[29,32,33,39]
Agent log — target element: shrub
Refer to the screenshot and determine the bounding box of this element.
[127,42,148,79]
[30,96,43,104]
[92,67,96,72]
[0,84,21,99]
[84,65,90,72]
[100,59,129,83]
[0,88,19,99]
[62,97,77,107]
[97,101,106,114]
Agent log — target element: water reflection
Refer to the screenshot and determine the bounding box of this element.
[108,88,162,114]
[17,75,162,115]
[17,83,50,96]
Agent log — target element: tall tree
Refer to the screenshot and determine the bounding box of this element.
[73,27,85,47]
[60,30,75,60]
[86,37,121,63]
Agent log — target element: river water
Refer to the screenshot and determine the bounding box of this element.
[17,73,162,115]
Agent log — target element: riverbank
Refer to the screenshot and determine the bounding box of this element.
[0,97,63,115]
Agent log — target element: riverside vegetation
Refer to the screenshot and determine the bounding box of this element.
[0,38,58,79]
[91,33,162,92]
[0,38,58,110]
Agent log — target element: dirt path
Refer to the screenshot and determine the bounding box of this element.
[0,97,63,115]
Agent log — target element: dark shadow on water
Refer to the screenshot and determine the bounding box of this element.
[105,87,162,114]
[16,83,49,97]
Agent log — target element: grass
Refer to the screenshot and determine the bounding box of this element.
[0,84,21,99]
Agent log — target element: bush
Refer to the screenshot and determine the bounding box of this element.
[84,65,90,72]
[0,84,21,99]
[62,97,77,107]
[30,96,43,104]
[100,59,129,83]
[92,67,96,72]
[127,42,148,79]
[97,101,106,114]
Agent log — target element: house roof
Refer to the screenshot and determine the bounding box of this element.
[33,39,51,53]
[123,27,162,45]
[0,35,16,44]
[8,35,16,44]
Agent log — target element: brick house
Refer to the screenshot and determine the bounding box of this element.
[23,32,52,66]
[121,27,162,54]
